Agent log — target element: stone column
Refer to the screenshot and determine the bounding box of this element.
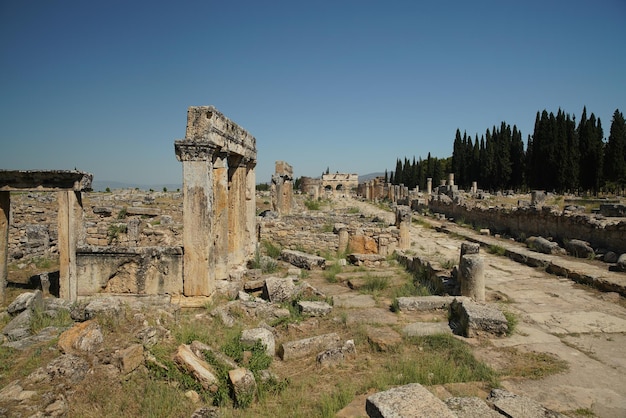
[58,190,83,301]
[245,159,257,258]
[213,152,229,281]
[0,191,9,303]
[338,227,349,255]
[459,254,485,302]
[176,143,216,296]
[471,181,477,194]
[271,161,293,215]
[427,178,432,195]
[448,173,454,186]
[395,206,411,250]
[459,242,480,266]
[228,155,247,267]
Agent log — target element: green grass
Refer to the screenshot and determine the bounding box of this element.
[262,241,282,259]
[323,263,343,283]
[29,305,73,334]
[487,244,507,256]
[304,199,321,210]
[503,311,518,336]
[360,275,390,293]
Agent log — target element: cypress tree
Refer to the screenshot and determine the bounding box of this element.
[604,109,626,189]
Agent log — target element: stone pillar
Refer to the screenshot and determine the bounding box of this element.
[427,178,432,195]
[459,242,480,266]
[471,181,477,194]
[176,143,216,296]
[245,159,257,258]
[228,155,247,267]
[0,191,9,303]
[448,173,454,186]
[338,227,349,255]
[213,152,229,281]
[58,190,84,301]
[271,161,293,215]
[395,206,411,250]
[459,254,485,302]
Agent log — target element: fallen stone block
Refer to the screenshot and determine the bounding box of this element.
[488,388,569,417]
[565,239,595,259]
[174,344,218,389]
[280,249,326,270]
[279,332,341,360]
[450,298,508,337]
[366,382,456,418]
[347,253,386,266]
[526,236,565,255]
[190,340,238,369]
[395,296,458,311]
[7,290,43,315]
[241,328,275,356]
[57,320,103,354]
[366,326,402,352]
[228,368,257,408]
[114,343,144,374]
[297,300,332,316]
[316,339,356,367]
[1,309,32,341]
[262,277,296,303]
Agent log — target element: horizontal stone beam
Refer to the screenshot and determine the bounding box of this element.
[175,106,256,161]
[0,170,93,191]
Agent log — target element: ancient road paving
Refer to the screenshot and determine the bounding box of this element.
[338,197,626,417]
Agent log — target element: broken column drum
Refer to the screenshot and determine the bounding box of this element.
[395,206,412,250]
[459,254,485,302]
[271,161,294,215]
[175,106,257,297]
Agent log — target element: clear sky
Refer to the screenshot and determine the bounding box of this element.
[1,0,625,188]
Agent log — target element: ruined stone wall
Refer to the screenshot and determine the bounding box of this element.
[429,198,626,254]
[258,212,400,256]
[8,193,59,262]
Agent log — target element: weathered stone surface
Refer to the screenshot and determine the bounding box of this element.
[45,354,90,384]
[488,388,568,418]
[0,382,37,402]
[190,406,221,418]
[174,344,218,389]
[565,239,595,259]
[402,322,452,337]
[3,326,62,350]
[241,328,275,356]
[525,236,566,255]
[57,320,103,353]
[228,368,257,408]
[316,339,356,367]
[114,343,144,374]
[280,249,326,270]
[366,383,456,418]
[450,298,508,337]
[297,300,332,316]
[445,396,501,418]
[7,290,43,315]
[84,297,122,319]
[366,326,402,352]
[262,277,296,303]
[279,332,341,360]
[395,296,457,311]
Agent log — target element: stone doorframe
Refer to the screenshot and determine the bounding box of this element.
[174,106,257,297]
[0,170,93,303]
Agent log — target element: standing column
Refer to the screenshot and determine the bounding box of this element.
[228,155,247,267]
[245,159,257,258]
[0,191,9,304]
[176,143,216,296]
[213,152,229,281]
[427,178,432,195]
[396,206,411,250]
[58,191,83,301]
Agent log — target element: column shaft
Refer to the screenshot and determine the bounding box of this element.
[58,191,83,301]
[0,192,9,303]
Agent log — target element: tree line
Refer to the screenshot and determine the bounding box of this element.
[390,107,625,194]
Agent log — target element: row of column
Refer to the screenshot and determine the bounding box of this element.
[178,144,256,297]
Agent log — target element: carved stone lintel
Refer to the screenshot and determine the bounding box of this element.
[174,141,220,162]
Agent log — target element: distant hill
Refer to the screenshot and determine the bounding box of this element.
[358,172,385,183]
[92,180,182,192]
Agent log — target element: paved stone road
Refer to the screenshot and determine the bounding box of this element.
[339,197,626,417]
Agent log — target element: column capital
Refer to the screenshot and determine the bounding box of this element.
[174,140,220,162]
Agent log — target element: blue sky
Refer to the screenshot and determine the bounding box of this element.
[1,0,625,188]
